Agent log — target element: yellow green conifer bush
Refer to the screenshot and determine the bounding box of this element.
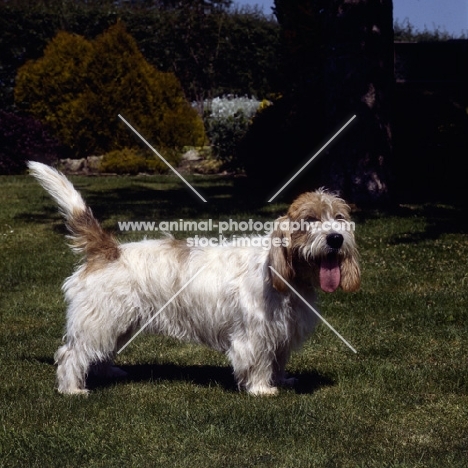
[15,22,206,165]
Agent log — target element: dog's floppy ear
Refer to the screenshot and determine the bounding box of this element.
[340,255,361,292]
[268,216,293,293]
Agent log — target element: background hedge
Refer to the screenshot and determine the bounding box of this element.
[0,110,60,174]
[0,0,280,110]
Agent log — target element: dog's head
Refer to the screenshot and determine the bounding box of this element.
[268,189,360,293]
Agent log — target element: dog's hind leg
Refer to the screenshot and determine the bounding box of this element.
[55,338,125,394]
[88,331,133,380]
[89,359,128,379]
[54,303,127,394]
[55,342,92,395]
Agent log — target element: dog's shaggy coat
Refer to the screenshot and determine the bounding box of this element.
[28,161,360,395]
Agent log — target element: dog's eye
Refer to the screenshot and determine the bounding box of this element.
[304,216,319,223]
[335,213,346,220]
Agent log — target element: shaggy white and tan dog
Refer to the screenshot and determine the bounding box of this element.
[28,161,360,396]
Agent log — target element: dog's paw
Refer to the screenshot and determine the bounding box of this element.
[280,376,299,388]
[57,387,90,396]
[248,384,279,396]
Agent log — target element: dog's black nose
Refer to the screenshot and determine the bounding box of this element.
[326,233,343,249]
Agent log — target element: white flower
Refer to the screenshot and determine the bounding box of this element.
[202,95,261,121]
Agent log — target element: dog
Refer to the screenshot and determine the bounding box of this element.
[28,161,360,396]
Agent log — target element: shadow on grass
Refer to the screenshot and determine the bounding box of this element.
[353,203,468,243]
[389,204,468,243]
[19,174,287,232]
[80,177,277,220]
[85,363,334,395]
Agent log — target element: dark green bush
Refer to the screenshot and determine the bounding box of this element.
[0,111,60,175]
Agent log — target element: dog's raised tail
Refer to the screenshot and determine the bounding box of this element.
[28,161,119,263]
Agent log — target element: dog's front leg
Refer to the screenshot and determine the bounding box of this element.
[228,338,278,396]
[272,347,298,388]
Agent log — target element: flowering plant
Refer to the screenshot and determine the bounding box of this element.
[201,95,265,170]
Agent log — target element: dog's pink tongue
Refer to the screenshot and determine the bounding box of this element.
[320,256,341,292]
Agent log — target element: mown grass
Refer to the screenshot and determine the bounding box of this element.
[1,174,467,467]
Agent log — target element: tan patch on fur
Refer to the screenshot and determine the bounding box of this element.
[268,216,293,292]
[67,208,120,273]
[167,238,193,280]
[287,191,351,223]
[168,238,192,262]
[340,256,361,292]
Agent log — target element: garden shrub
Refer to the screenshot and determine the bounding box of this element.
[202,95,262,170]
[99,148,147,175]
[0,111,60,175]
[13,30,93,158]
[145,148,181,174]
[99,147,178,175]
[15,22,206,158]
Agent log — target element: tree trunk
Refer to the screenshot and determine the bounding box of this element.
[269,0,394,205]
[319,0,394,205]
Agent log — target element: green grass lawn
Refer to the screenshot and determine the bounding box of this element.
[1,174,467,467]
